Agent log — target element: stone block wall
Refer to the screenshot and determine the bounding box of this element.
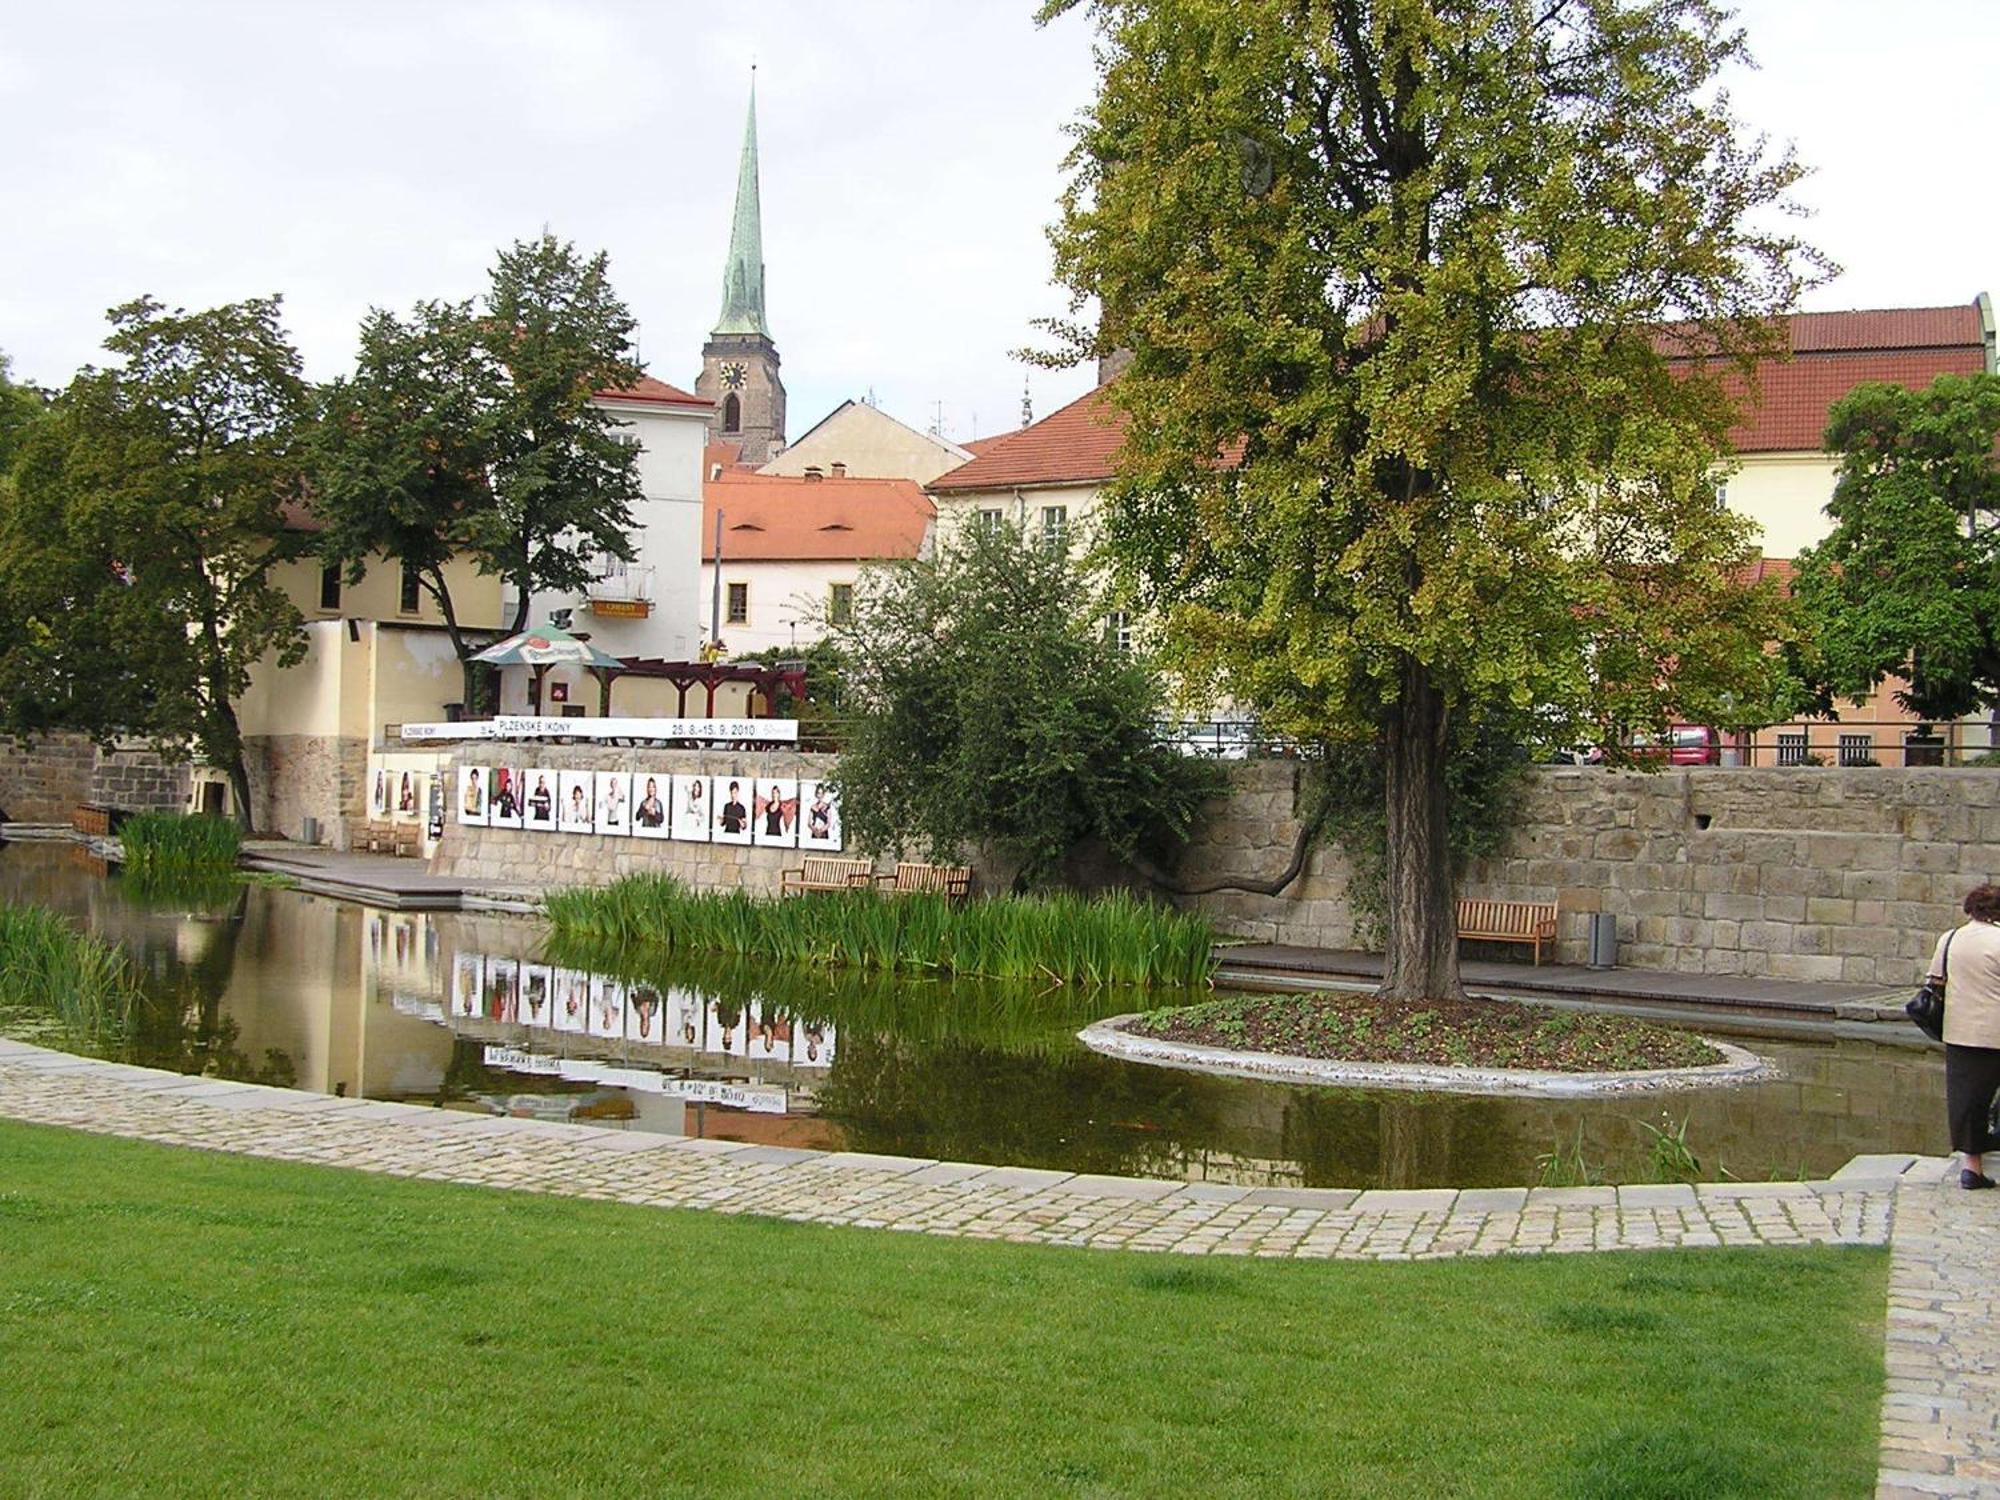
[0,733,187,822]
[88,746,191,816]
[244,735,369,847]
[1173,762,1999,987]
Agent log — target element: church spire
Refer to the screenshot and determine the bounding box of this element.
[714,77,768,337]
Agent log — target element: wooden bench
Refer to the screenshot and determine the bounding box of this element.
[878,862,973,900]
[365,821,420,858]
[779,856,876,895]
[1456,898,1558,964]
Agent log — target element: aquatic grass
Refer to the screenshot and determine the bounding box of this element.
[543,877,1217,988]
[0,904,143,1043]
[119,813,242,878]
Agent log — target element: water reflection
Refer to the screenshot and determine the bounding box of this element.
[0,837,1953,1187]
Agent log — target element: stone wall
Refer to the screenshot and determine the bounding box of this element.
[1173,762,1998,987]
[0,733,188,822]
[432,745,842,894]
[244,735,369,847]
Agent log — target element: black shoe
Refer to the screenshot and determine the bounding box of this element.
[1962,1169,1996,1190]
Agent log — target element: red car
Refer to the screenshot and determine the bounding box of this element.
[1629,725,1722,766]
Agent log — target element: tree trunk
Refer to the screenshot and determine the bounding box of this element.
[1379,656,1464,1001]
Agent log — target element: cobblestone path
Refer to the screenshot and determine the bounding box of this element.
[1,1037,1980,1497]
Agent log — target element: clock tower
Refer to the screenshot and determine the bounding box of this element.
[695,79,786,464]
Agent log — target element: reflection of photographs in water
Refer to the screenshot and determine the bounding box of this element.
[747,998,792,1064]
[666,988,704,1049]
[488,767,525,829]
[558,771,594,833]
[635,774,672,840]
[525,769,557,830]
[799,780,842,852]
[484,957,520,1024]
[452,953,483,1018]
[708,999,748,1057]
[588,976,626,1040]
[627,983,663,1042]
[521,964,552,1027]
[458,766,488,826]
[552,969,589,1033]
[752,778,799,848]
[594,771,631,837]
[796,1021,834,1068]
[711,776,752,846]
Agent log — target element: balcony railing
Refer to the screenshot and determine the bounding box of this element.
[588,564,655,604]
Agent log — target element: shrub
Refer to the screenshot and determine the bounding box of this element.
[0,904,141,1040]
[120,813,242,877]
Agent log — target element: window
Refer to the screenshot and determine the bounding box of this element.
[976,508,1004,533]
[1107,610,1133,653]
[1838,733,1875,767]
[829,582,854,626]
[722,393,742,434]
[399,561,422,615]
[726,582,748,625]
[318,564,342,611]
[1776,731,1808,767]
[1040,504,1067,552]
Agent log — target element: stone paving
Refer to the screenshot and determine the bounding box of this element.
[0,1036,1988,1495]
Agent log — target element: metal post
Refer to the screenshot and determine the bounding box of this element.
[710,509,724,650]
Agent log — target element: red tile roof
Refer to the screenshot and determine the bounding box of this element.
[703,471,933,563]
[929,303,1993,490]
[705,439,750,475]
[598,376,712,410]
[958,431,1016,456]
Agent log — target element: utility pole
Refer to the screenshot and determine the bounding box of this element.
[709,509,724,655]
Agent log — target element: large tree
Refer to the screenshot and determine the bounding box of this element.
[1791,373,2000,721]
[1040,0,1818,999]
[0,297,311,824]
[313,234,647,700]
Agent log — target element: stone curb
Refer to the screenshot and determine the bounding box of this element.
[1075,1015,1777,1097]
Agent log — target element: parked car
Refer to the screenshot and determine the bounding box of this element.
[1628,725,1722,766]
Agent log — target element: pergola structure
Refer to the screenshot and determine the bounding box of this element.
[581,658,808,719]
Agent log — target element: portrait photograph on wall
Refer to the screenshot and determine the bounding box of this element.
[523,769,558,832]
[633,774,672,840]
[594,771,631,836]
[553,968,589,1033]
[752,778,799,849]
[483,957,520,1025]
[558,771,595,834]
[667,775,708,842]
[798,780,843,851]
[488,766,525,829]
[627,982,664,1044]
[710,776,753,846]
[457,766,488,827]
[588,976,627,1040]
[520,964,553,1027]
[369,764,390,819]
[452,953,483,1019]
[393,767,419,823]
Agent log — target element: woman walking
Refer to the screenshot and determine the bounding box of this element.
[1931,884,2000,1189]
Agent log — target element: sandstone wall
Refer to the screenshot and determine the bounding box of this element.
[244,735,370,848]
[1174,762,1998,987]
[0,733,189,822]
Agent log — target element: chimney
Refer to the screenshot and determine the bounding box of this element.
[1097,347,1135,386]
[804,465,824,483]
[829,462,847,479]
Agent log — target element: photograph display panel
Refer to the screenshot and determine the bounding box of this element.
[633,774,673,840]
[795,1019,835,1069]
[798,780,843,851]
[588,977,627,1039]
[752,778,799,848]
[457,766,489,827]
[594,772,631,836]
[553,969,589,1032]
[520,964,553,1027]
[627,982,665,1044]
[746,999,792,1064]
[666,988,704,1049]
[488,766,526,829]
[368,764,391,819]
[708,1000,749,1057]
[710,776,753,845]
[667,775,708,842]
[557,772,595,833]
[523,769,559,832]
[392,767,420,823]
[452,953,483,1019]
[483,957,520,1024]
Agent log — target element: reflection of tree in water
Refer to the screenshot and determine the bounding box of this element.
[1279,1087,1548,1190]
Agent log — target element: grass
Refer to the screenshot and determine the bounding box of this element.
[544,875,1217,988]
[0,904,140,1043]
[0,1120,1887,1499]
[118,812,242,878]
[1130,992,1724,1072]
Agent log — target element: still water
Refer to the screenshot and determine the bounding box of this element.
[0,839,1950,1189]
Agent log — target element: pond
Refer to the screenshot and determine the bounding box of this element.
[0,838,1950,1189]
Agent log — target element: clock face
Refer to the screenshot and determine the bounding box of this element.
[719,361,747,391]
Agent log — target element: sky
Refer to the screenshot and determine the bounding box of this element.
[2,1,1995,450]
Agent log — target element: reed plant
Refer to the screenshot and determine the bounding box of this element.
[543,877,1217,988]
[119,814,242,879]
[0,904,143,1042]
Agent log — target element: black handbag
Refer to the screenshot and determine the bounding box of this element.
[1908,931,1953,1042]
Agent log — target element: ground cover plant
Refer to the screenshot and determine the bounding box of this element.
[1130,993,1724,1072]
[0,1120,1885,1498]
[0,904,138,1043]
[544,875,1217,988]
[118,811,242,878]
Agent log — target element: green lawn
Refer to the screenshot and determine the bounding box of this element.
[0,1121,1885,1498]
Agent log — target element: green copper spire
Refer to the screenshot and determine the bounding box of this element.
[714,78,768,337]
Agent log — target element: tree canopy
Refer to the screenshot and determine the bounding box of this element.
[829,521,1220,889]
[1790,373,2000,723]
[1039,0,1819,996]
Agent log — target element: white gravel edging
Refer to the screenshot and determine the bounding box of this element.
[1077,1015,1777,1097]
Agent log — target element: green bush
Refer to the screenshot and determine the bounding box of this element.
[0,903,141,1040]
[543,875,1216,989]
[119,813,242,877]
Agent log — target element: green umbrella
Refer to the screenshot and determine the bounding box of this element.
[471,622,623,670]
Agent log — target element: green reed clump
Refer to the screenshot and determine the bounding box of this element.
[0,904,143,1041]
[119,814,242,878]
[543,876,1216,988]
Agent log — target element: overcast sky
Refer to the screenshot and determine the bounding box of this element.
[2,1,1994,448]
